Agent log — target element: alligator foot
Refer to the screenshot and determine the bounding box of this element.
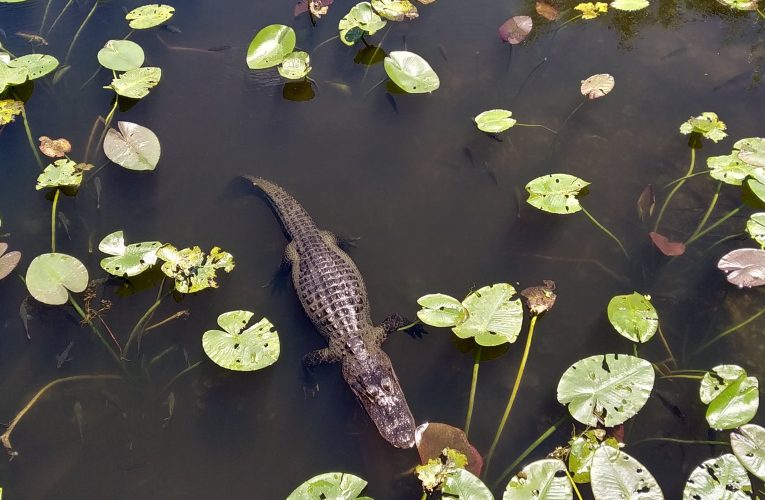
[382,313,427,339]
[337,235,361,250]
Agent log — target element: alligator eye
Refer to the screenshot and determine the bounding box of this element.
[381,377,393,393]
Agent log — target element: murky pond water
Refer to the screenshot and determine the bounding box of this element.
[2,0,765,498]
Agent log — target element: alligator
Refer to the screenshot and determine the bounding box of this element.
[244,176,417,448]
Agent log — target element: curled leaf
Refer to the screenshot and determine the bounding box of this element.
[474,109,517,134]
[371,0,418,21]
[520,280,556,315]
[38,136,71,158]
[535,1,559,20]
[0,243,21,281]
[574,2,608,19]
[718,248,765,288]
[649,231,685,256]
[0,99,23,125]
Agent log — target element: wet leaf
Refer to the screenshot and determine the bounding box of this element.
[246,24,297,70]
[557,354,654,426]
[568,431,620,483]
[9,54,58,79]
[278,51,311,80]
[574,2,608,19]
[36,159,82,190]
[504,459,572,500]
[717,0,758,11]
[417,448,469,492]
[0,59,28,93]
[103,121,161,171]
[474,109,517,134]
[736,137,765,167]
[125,4,175,29]
[718,248,765,288]
[745,213,765,247]
[610,0,650,11]
[520,280,556,315]
[679,112,727,143]
[98,230,162,277]
[415,422,483,476]
[443,468,493,499]
[525,173,589,215]
[0,243,21,281]
[648,231,685,256]
[383,51,439,93]
[731,424,765,481]
[371,0,418,21]
[580,73,614,100]
[97,40,145,71]
[700,365,759,430]
[339,2,387,46]
[707,155,760,186]
[636,184,655,221]
[682,454,752,500]
[202,310,280,371]
[25,253,89,305]
[535,1,559,20]
[0,99,23,125]
[416,293,468,327]
[590,446,663,500]
[286,472,369,500]
[105,67,161,99]
[607,292,658,343]
[157,244,235,294]
[452,283,523,347]
[38,136,71,158]
[499,16,533,44]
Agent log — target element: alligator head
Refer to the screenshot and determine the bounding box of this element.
[341,347,416,448]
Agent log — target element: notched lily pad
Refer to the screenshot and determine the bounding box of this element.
[286,472,370,500]
[25,253,89,305]
[745,213,765,247]
[97,40,145,71]
[9,54,58,80]
[417,293,468,327]
[607,292,658,343]
[680,112,727,143]
[452,283,523,346]
[98,230,162,277]
[0,99,23,125]
[339,2,387,46]
[591,446,663,500]
[580,73,614,100]
[474,109,517,134]
[731,424,765,481]
[682,454,752,500]
[278,51,312,80]
[700,364,759,430]
[526,173,589,215]
[383,51,439,94]
[371,0,418,21]
[568,430,620,483]
[574,2,608,19]
[105,67,161,99]
[610,0,650,11]
[36,159,82,190]
[246,24,296,70]
[126,4,175,29]
[157,244,235,294]
[103,121,161,171]
[504,459,572,500]
[718,248,765,288]
[202,310,280,371]
[499,16,532,44]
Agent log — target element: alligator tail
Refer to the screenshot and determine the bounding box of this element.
[244,176,318,240]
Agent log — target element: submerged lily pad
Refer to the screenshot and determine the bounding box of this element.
[416,293,469,327]
[103,121,161,171]
[26,253,89,305]
[682,454,752,500]
[0,99,23,125]
[246,24,296,70]
[498,16,532,44]
[609,0,650,11]
[125,4,175,29]
[680,112,727,143]
[371,0,418,21]
[0,243,21,281]
[383,51,439,94]
[339,2,387,46]
[278,51,311,80]
[504,459,572,500]
[525,174,589,215]
[580,73,614,100]
[38,136,71,158]
[591,446,663,500]
[98,231,162,277]
[731,424,765,481]
[557,354,654,426]
[746,213,765,247]
[474,109,517,134]
[286,472,370,500]
[9,54,58,79]
[700,365,759,430]
[97,40,145,71]
[607,292,658,343]
[452,283,523,347]
[36,159,82,190]
[106,67,161,99]
[717,248,765,288]
[157,244,235,294]
[202,310,280,371]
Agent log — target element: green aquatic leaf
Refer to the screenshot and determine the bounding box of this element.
[682,454,751,500]
[0,99,23,125]
[557,354,654,427]
[717,0,758,11]
[609,0,650,11]
[591,446,663,500]
[700,365,759,430]
[731,424,765,481]
[26,253,89,305]
[36,159,82,190]
[383,51,439,94]
[416,448,469,492]
[103,121,161,171]
[452,283,523,347]
[607,292,658,343]
[417,293,469,327]
[97,40,145,71]
[525,174,589,215]
[371,0,418,20]
[106,66,161,99]
[339,2,387,46]
[0,59,28,93]
[125,4,175,29]
[474,109,517,134]
[157,244,235,294]
[286,472,370,500]
[568,431,619,483]
[98,230,161,277]
[202,310,280,371]
[736,137,765,168]
[503,458,572,500]
[679,112,727,143]
[246,24,297,70]
[707,154,761,186]
[278,51,311,80]
[9,54,58,79]
[746,213,765,247]
[443,468,493,500]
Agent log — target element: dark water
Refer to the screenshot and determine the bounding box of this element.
[1,0,765,498]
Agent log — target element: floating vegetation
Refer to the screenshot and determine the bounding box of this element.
[580,73,614,100]
[98,231,161,277]
[498,16,532,44]
[383,50,440,93]
[202,310,280,371]
[246,24,297,70]
[286,472,370,500]
[683,454,752,499]
[338,2,387,46]
[157,244,235,293]
[730,424,765,481]
[97,40,145,71]
[699,364,759,430]
[25,253,89,305]
[607,292,658,343]
[103,121,161,171]
[125,4,176,30]
[0,242,21,281]
[105,67,162,99]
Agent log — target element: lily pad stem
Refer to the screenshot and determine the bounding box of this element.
[564,468,584,500]
[629,437,729,447]
[40,0,54,33]
[12,94,45,170]
[123,29,134,40]
[463,346,481,437]
[0,374,122,455]
[64,0,101,65]
[758,8,765,19]
[47,0,74,35]
[485,314,539,476]
[656,324,676,368]
[310,35,340,55]
[50,188,60,252]
[557,13,583,30]
[657,373,703,380]
[685,205,742,246]
[685,180,722,245]
[662,170,707,189]
[90,96,119,163]
[396,319,421,331]
[419,492,426,500]
[124,287,171,356]
[580,207,629,259]
[69,294,126,370]
[693,303,765,354]
[654,147,695,232]
[515,123,558,134]
[159,360,203,395]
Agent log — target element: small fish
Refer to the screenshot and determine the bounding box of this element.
[73,401,84,441]
[636,184,655,222]
[15,31,48,46]
[207,45,232,52]
[161,24,182,33]
[56,340,74,368]
[58,212,72,240]
[19,297,31,340]
[324,80,351,95]
[385,93,398,114]
[463,147,475,168]
[437,44,447,61]
[101,390,127,418]
[163,392,175,427]
[94,176,102,209]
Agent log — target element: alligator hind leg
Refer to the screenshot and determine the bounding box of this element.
[320,230,360,251]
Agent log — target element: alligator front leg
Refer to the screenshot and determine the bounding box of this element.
[368,314,426,346]
[302,346,343,398]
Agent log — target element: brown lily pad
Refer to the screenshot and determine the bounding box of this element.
[580,73,615,100]
[498,16,532,44]
[535,1,559,20]
[636,184,655,222]
[0,242,22,281]
[520,280,557,315]
[718,248,765,288]
[415,422,483,476]
[38,136,72,158]
[649,232,686,256]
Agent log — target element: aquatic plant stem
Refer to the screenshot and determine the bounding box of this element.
[69,295,126,370]
[515,123,558,134]
[657,374,703,380]
[159,360,203,394]
[14,96,45,170]
[693,303,765,354]
[0,374,122,455]
[630,437,729,447]
[580,207,630,259]
[656,324,676,368]
[420,492,426,500]
[485,314,539,476]
[685,181,722,245]
[654,147,695,232]
[463,346,481,437]
[64,0,101,65]
[758,8,765,19]
[685,205,742,246]
[662,170,707,189]
[47,0,74,35]
[557,13,583,30]
[50,188,60,252]
[124,286,171,356]
[39,0,54,33]
[564,468,584,500]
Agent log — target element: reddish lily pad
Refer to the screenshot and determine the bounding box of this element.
[718,248,765,288]
[535,1,559,20]
[499,16,532,44]
[0,243,22,281]
[415,422,483,476]
[38,136,71,158]
[649,231,685,256]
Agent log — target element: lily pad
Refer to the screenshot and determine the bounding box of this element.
[700,364,759,430]
[38,136,71,158]
[736,137,765,167]
[504,459,572,500]
[417,448,469,492]
[717,248,765,288]
[717,0,758,10]
[416,293,469,327]
[0,243,21,281]
[103,121,161,171]
[520,280,557,316]
[278,51,311,80]
[98,230,162,277]
[0,99,23,125]
[415,422,483,476]
[442,468,493,500]
[106,67,161,99]
[610,0,650,11]
[246,24,296,70]
[125,4,175,29]
[590,446,663,500]
[157,244,235,294]
[707,154,760,186]
[730,424,765,481]
[557,354,654,426]
[452,283,523,347]
[371,0,418,21]
[286,472,370,500]
[202,310,280,371]
[680,112,727,143]
[682,454,752,500]
[607,292,658,343]
[499,16,533,44]
[535,1,560,20]
[339,2,387,46]
[97,40,145,71]
[745,213,765,247]
[649,231,686,256]
[575,2,608,19]
[25,253,89,305]
[525,174,589,215]
[580,73,614,99]
[568,430,620,483]
[474,109,517,134]
[8,54,58,79]
[36,159,82,190]
[383,51,440,94]
[0,60,28,93]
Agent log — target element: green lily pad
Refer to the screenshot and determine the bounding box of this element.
[97,40,145,71]
[746,213,765,247]
[371,0,418,20]
[202,310,280,371]
[609,0,650,11]
[157,244,235,294]
[707,154,761,186]
[339,2,387,46]
[0,243,21,281]
[105,67,161,99]
[525,174,590,215]
[103,121,161,171]
[591,446,663,500]
[452,283,523,347]
[383,51,439,94]
[278,51,311,80]
[731,424,765,481]
[246,24,296,70]
[36,159,82,190]
[417,448,469,492]
[98,230,162,277]
[718,0,758,10]
[286,472,370,500]
[125,4,175,29]
[557,354,654,427]
[474,109,517,134]
[607,292,658,343]
[680,112,727,143]
[9,54,58,80]
[0,60,28,93]
[25,253,89,305]
[443,468,493,500]
[504,459,572,499]
[682,454,752,500]
[0,99,23,125]
[700,365,759,430]
[416,293,469,327]
[568,431,619,483]
[736,137,765,168]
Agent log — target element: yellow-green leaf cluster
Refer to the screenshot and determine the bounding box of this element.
[575,2,608,19]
